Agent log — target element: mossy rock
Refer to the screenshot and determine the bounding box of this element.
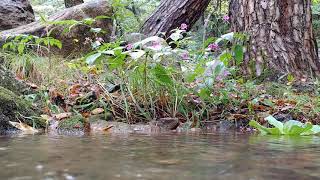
[88,113,113,123]
[58,115,86,131]
[0,66,32,95]
[0,86,43,131]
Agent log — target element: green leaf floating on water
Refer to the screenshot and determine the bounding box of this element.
[249,115,320,136]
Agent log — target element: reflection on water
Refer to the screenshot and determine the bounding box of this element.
[0,132,320,180]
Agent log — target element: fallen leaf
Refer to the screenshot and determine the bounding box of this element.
[54,112,73,120]
[102,125,114,132]
[40,114,51,122]
[81,112,91,118]
[9,121,39,133]
[26,82,38,89]
[91,108,105,115]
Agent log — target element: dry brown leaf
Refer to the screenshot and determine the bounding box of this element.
[91,108,105,115]
[9,121,39,133]
[69,84,82,95]
[280,105,295,112]
[54,112,73,120]
[102,125,114,132]
[26,82,38,89]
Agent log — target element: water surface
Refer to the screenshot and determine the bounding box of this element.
[0,132,320,180]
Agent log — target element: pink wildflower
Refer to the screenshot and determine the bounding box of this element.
[223,15,230,22]
[208,43,219,51]
[126,43,133,50]
[151,41,162,50]
[181,52,189,60]
[180,23,188,30]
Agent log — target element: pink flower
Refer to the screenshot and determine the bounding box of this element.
[151,41,162,50]
[181,52,189,60]
[208,43,219,51]
[96,37,104,43]
[126,43,133,50]
[216,69,230,81]
[180,23,188,30]
[223,15,230,22]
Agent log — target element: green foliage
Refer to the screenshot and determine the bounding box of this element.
[250,116,320,136]
[2,34,62,55]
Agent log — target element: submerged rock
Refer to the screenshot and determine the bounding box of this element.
[0,86,43,131]
[0,0,35,31]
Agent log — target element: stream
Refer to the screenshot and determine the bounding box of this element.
[0,132,320,180]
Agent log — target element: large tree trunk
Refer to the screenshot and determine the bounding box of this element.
[65,0,84,8]
[141,0,211,36]
[229,0,320,78]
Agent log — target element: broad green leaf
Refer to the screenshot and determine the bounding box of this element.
[249,120,271,135]
[267,128,282,135]
[90,28,102,33]
[128,50,145,60]
[95,15,111,20]
[288,123,312,135]
[153,64,172,85]
[169,32,183,41]
[86,52,102,65]
[102,50,115,56]
[133,36,161,47]
[283,120,303,134]
[234,44,244,65]
[219,52,232,66]
[265,116,284,134]
[302,125,320,135]
[17,44,25,54]
[108,54,125,70]
[198,88,211,100]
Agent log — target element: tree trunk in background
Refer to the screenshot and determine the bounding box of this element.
[65,0,84,8]
[229,0,320,78]
[141,0,211,36]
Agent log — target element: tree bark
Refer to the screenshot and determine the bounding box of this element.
[229,0,320,78]
[65,0,84,8]
[141,0,211,36]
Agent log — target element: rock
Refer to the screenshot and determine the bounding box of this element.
[0,86,44,131]
[0,0,113,56]
[150,118,180,131]
[0,0,35,31]
[57,115,86,131]
[0,62,32,95]
[123,33,147,44]
[90,120,156,134]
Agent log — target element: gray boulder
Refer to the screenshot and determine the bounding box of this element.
[0,0,35,31]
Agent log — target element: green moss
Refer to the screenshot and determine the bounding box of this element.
[0,86,31,110]
[0,66,31,95]
[58,115,85,130]
[0,86,44,130]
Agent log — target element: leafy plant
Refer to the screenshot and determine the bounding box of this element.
[2,34,62,55]
[249,116,320,136]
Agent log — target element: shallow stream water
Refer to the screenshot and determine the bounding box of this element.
[1,132,320,180]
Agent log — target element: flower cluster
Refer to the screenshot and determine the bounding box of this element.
[208,43,219,51]
[180,23,188,30]
[223,15,230,22]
